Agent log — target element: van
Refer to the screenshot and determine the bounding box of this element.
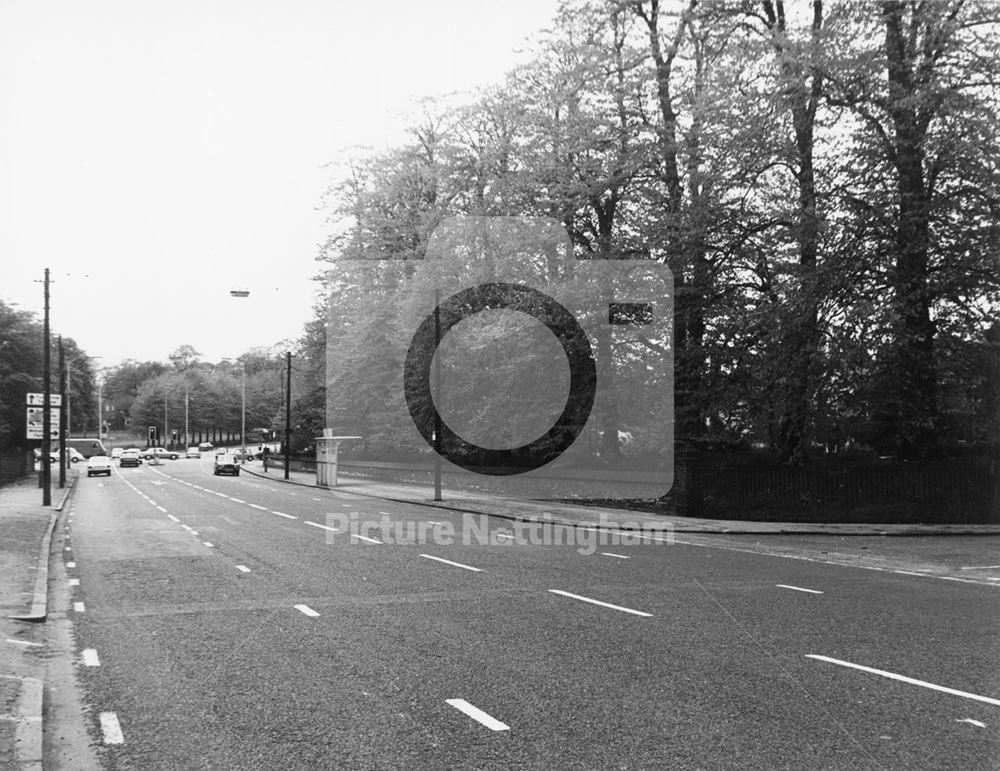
[66,438,107,458]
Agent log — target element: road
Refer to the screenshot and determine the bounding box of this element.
[55,456,999,769]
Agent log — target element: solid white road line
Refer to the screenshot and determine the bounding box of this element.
[445,699,510,731]
[776,584,824,594]
[806,655,1000,707]
[82,649,100,666]
[74,602,85,612]
[236,565,251,573]
[294,604,319,617]
[959,565,1000,570]
[419,554,482,572]
[271,511,297,519]
[99,711,124,745]
[601,552,630,559]
[548,589,652,617]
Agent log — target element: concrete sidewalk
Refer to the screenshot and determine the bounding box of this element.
[243,464,1000,536]
[0,472,76,770]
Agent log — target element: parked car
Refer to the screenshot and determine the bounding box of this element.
[213,454,240,476]
[141,448,180,461]
[119,449,142,468]
[86,455,113,477]
[185,446,201,458]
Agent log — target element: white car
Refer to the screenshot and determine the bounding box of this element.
[33,447,86,464]
[110,447,124,459]
[86,455,113,477]
[140,447,180,461]
[185,446,201,458]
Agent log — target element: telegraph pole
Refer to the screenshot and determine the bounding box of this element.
[284,352,291,480]
[59,338,66,489]
[41,269,51,506]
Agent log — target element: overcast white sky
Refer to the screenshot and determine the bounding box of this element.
[0,0,560,370]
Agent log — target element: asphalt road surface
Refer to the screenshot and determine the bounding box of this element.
[57,457,999,769]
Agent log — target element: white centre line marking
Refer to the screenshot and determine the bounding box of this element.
[806,655,1000,707]
[64,547,71,551]
[304,520,338,532]
[601,552,630,559]
[271,511,297,519]
[99,712,125,744]
[82,648,100,666]
[66,561,76,568]
[68,578,80,587]
[156,505,167,513]
[74,602,85,612]
[167,514,180,523]
[445,699,509,731]
[203,542,214,548]
[289,492,297,496]
[776,584,824,594]
[351,532,383,545]
[959,565,1000,570]
[548,589,652,617]
[181,525,194,532]
[229,497,246,503]
[419,554,482,572]
[294,604,319,618]
[311,497,321,501]
[248,503,267,510]
[6,639,43,647]
[236,565,251,573]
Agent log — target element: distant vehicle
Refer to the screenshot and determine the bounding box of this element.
[230,448,255,462]
[110,448,123,459]
[119,449,142,468]
[141,448,179,461]
[198,442,214,453]
[66,438,108,458]
[213,454,240,476]
[185,446,201,458]
[86,455,113,477]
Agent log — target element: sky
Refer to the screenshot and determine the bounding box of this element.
[0,0,561,371]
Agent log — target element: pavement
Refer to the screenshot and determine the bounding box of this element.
[0,471,76,771]
[244,463,1000,536]
[0,462,995,769]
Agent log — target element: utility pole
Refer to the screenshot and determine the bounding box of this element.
[285,352,291,480]
[434,288,442,501]
[41,269,51,506]
[59,338,66,488]
[184,381,189,450]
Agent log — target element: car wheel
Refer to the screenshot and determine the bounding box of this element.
[71,457,81,463]
[169,454,178,460]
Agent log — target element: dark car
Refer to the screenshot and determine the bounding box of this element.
[213,454,240,476]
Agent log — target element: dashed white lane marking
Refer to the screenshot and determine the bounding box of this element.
[68,578,80,587]
[351,532,383,545]
[74,602,85,612]
[66,561,76,568]
[289,492,297,496]
[100,711,125,744]
[203,542,214,548]
[181,525,194,532]
[167,514,180,523]
[311,497,321,501]
[548,589,652,618]
[236,565,251,573]
[427,521,445,526]
[601,552,630,559]
[303,520,382,544]
[294,604,319,617]
[445,699,509,731]
[957,718,986,728]
[806,655,1000,707]
[959,565,1000,570]
[776,584,824,594]
[156,506,167,513]
[229,497,246,503]
[6,639,43,647]
[419,554,482,572]
[64,547,71,551]
[248,503,267,510]
[82,648,100,666]
[378,511,393,516]
[271,511,297,519]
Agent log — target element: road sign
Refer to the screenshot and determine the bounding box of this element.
[26,420,60,440]
[27,392,62,407]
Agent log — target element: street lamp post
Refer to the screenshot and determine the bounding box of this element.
[240,362,246,464]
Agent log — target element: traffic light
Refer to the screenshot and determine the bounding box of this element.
[148,425,157,446]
